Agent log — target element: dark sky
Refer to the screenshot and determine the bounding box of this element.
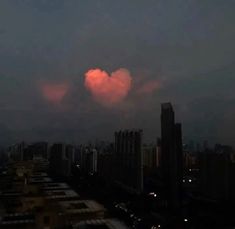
[0,0,235,146]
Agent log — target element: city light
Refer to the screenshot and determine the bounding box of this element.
[151,225,161,229]
[149,192,157,197]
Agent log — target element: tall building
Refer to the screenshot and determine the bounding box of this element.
[143,142,160,169]
[161,103,183,209]
[156,137,161,168]
[9,142,26,161]
[49,143,74,177]
[32,142,49,160]
[199,146,235,201]
[114,130,143,194]
[78,146,98,174]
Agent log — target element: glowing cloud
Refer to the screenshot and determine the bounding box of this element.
[137,80,161,94]
[85,68,132,106]
[41,82,69,104]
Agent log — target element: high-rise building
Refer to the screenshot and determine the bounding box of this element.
[78,146,98,174]
[49,143,74,177]
[199,146,235,201]
[161,103,183,209]
[114,130,143,194]
[9,142,26,161]
[32,142,49,159]
[156,138,161,168]
[143,143,160,169]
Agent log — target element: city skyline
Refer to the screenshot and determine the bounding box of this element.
[2,102,235,228]
[1,1,235,228]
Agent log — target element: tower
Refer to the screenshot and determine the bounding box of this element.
[161,103,183,209]
[114,129,143,194]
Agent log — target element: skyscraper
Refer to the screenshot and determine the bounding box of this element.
[161,103,183,209]
[114,130,143,194]
[49,143,74,177]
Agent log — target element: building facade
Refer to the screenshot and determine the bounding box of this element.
[161,103,183,209]
[114,130,143,194]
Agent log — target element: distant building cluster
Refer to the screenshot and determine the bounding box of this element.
[2,102,235,228]
[0,157,128,228]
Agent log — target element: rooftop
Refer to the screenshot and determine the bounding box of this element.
[45,189,79,200]
[73,218,129,229]
[161,102,172,109]
[0,212,35,225]
[28,176,52,184]
[42,182,69,190]
[58,200,105,214]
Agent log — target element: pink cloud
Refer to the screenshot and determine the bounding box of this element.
[137,80,161,94]
[84,68,132,106]
[41,82,69,104]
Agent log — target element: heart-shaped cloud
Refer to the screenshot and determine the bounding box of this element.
[85,68,132,106]
[41,82,69,104]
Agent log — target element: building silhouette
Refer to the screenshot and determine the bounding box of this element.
[199,146,235,201]
[114,130,143,194]
[161,103,183,209]
[80,147,98,174]
[49,143,74,177]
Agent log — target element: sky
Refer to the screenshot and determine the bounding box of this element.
[0,0,235,146]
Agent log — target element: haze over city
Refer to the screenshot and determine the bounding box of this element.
[0,0,235,146]
[1,1,235,229]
